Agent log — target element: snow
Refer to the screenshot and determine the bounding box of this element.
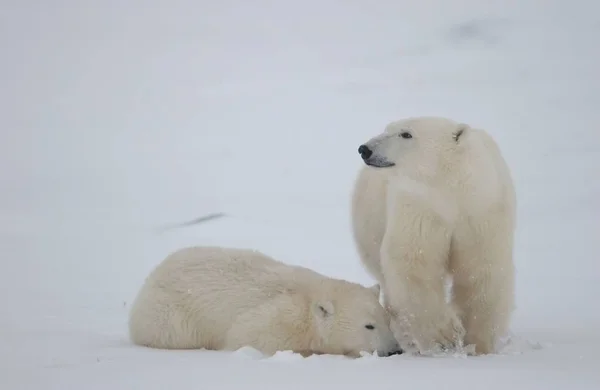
[1,0,599,388]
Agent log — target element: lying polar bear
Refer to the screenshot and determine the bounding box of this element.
[129,246,402,358]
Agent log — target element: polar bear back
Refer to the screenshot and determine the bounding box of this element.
[128,246,327,350]
[453,127,516,218]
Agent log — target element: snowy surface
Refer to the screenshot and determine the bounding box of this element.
[2,1,599,389]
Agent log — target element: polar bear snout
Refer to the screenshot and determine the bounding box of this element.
[386,348,404,356]
[376,326,404,357]
[358,143,395,168]
[381,345,404,357]
[358,144,373,160]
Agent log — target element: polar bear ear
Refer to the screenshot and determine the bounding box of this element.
[453,123,469,143]
[369,284,381,298]
[314,301,335,319]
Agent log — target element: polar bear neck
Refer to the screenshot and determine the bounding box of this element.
[386,174,460,225]
[264,286,321,353]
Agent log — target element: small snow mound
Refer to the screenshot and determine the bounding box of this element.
[232,346,266,360]
[422,343,473,359]
[263,350,354,361]
[355,350,405,362]
[358,350,378,359]
[265,350,306,362]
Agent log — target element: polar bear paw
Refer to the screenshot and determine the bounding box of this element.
[414,310,466,355]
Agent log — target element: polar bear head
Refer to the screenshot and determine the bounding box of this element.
[312,283,402,357]
[357,116,470,181]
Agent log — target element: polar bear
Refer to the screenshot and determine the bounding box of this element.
[129,246,402,358]
[351,116,516,356]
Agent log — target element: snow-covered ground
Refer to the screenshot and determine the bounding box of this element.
[2,1,599,388]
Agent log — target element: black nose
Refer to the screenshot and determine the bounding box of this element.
[358,144,372,160]
[386,349,404,357]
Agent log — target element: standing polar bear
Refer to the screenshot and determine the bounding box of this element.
[351,116,516,355]
[129,246,402,358]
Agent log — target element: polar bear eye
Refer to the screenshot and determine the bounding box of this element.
[365,324,375,330]
[399,132,412,139]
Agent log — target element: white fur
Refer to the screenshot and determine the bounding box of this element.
[351,116,516,355]
[129,246,401,358]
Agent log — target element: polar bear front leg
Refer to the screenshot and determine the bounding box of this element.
[450,240,515,355]
[380,202,464,355]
